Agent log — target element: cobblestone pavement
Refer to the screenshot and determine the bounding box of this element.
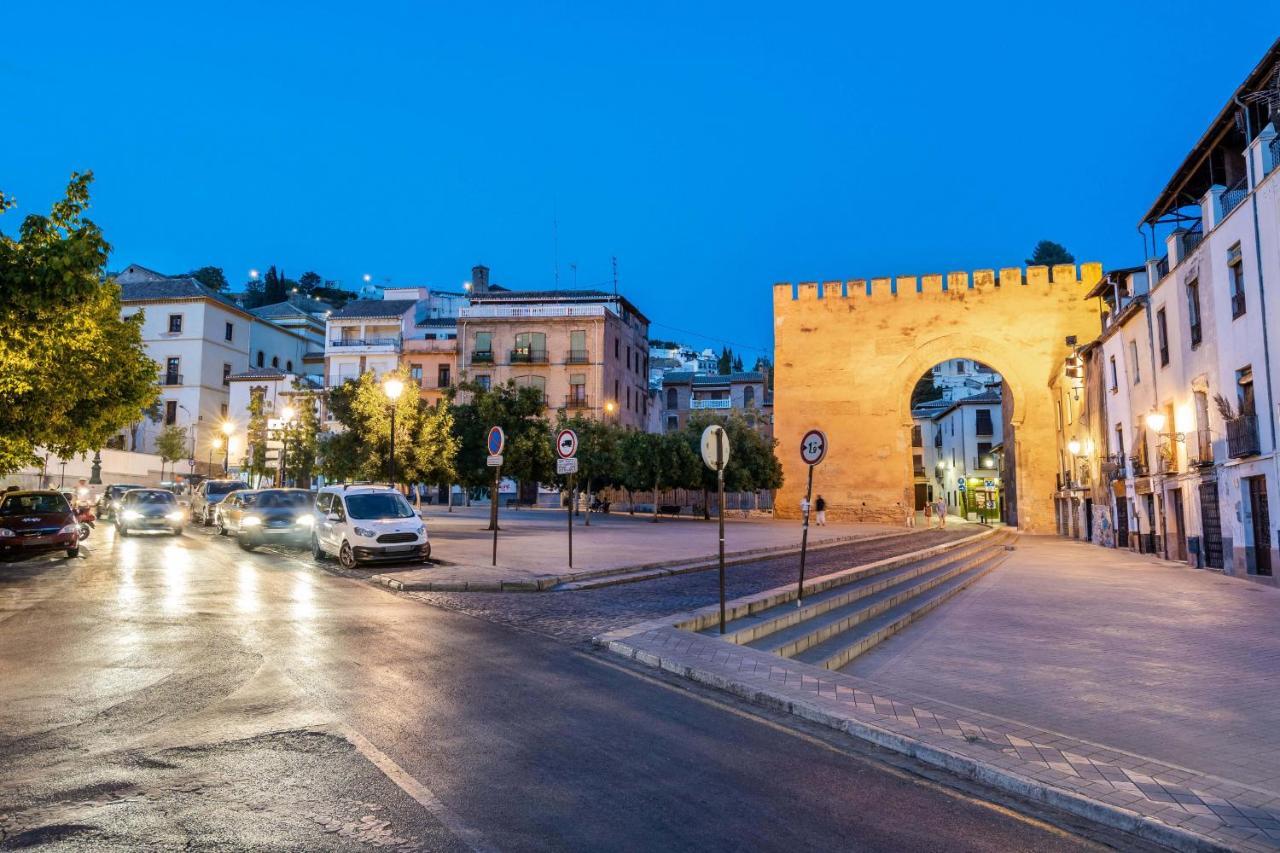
[402,527,978,643]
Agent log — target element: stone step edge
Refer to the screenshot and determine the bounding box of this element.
[597,631,1228,853]
[372,527,969,593]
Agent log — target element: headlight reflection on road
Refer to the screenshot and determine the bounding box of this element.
[236,562,260,613]
[161,542,192,614]
[117,538,139,612]
[290,570,316,621]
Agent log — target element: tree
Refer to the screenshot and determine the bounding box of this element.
[682,412,783,517]
[298,271,323,293]
[556,415,620,524]
[284,382,321,488]
[0,172,159,474]
[732,354,744,372]
[186,266,228,292]
[244,387,271,485]
[1027,240,1075,267]
[155,425,188,484]
[910,374,944,409]
[409,399,460,505]
[716,346,734,375]
[241,275,267,309]
[263,265,288,304]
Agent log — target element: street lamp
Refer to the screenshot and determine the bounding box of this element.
[221,420,235,475]
[279,405,297,487]
[1145,410,1167,434]
[1067,439,1082,456]
[383,377,405,487]
[604,399,617,424]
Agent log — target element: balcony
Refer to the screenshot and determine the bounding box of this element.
[1156,440,1179,475]
[460,304,614,320]
[162,373,183,386]
[1220,175,1248,219]
[1104,453,1128,481]
[913,465,926,478]
[1129,455,1149,477]
[1190,428,1214,467]
[1176,225,1204,260]
[1226,414,1261,459]
[328,336,401,353]
[690,398,732,410]
[564,394,590,409]
[509,349,549,364]
[1155,255,1170,280]
[1232,290,1247,319]
[470,350,494,364]
[566,349,590,364]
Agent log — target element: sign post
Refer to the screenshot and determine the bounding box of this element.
[797,429,828,605]
[700,425,731,634]
[486,426,505,566]
[556,429,579,569]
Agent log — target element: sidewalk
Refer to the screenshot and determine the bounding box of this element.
[373,504,917,591]
[599,536,1280,851]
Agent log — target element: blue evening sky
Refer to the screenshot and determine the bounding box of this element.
[4,3,1276,358]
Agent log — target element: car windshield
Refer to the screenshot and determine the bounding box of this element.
[344,492,415,520]
[128,491,176,506]
[111,485,145,498]
[256,491,311,510]
[207,481,248,496]
[0,493,70,514]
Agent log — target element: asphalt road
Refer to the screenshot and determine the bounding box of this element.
[0,525,1153,851]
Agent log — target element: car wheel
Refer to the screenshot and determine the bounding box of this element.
[217,520,228,536]
[118,524,129,537]
[338,541,357,570]
[311,535,329,562]
[66,546,79,558]
[172,526,183,536]
[238,532,255,551]
[422,542,432,563]
[201,507,211,526]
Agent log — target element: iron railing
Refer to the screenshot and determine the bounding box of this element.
[1129,454,1149,477]
[1104,453,1128,481]
[1155,255,1170,280]
[509,349,549,364]
[1156,439,1179,474]
[329,337,400,348]
[690,398,732,410]
[564,394,589,408]
[1220,175,1248,219]
[1227,414,1261,459]
[1232,290,1247,319]
[1177,225,1204,260]
[162,373,183,386]
[470,351,494,364]
[566,349,590,364]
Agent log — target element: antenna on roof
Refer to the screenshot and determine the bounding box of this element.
[612,256,618,297]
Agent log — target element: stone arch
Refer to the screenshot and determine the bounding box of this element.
[771,263,1102,533]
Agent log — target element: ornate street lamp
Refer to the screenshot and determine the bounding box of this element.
[383,377,405,487]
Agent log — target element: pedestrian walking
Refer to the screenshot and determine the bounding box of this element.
[800,495,810,521]
[923,500,932,525]
[903,501,915,528]
[814,495,826,527]
[935,498,947,529]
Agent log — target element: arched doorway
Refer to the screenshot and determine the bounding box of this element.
[772,262,1101,533]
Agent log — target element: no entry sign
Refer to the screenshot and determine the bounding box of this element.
[800,429,827,466]
[556,429,578,459]
[486,426,505,456]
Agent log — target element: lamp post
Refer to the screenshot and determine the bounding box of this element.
[278,405,297,487]
[383,377,405,488]
[221,420,235,475]
[604,399,617,425]
[209,437,221,475]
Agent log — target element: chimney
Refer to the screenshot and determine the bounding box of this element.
[471,264,490,294]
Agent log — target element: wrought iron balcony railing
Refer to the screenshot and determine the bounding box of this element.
[1220,175,1248,219]
[470,350,494,364]
[509,349,549,364]
[162,373,183,386]
[1227,414,1260,459]
[566,349,590,364]
[1129,455,1149,477]
[564,394,589,408]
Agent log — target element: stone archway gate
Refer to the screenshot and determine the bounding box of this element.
[772,263,1102,534]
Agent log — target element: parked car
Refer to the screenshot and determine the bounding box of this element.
[190,479,249,525]
[0,490,81,559]
[311,484,429,569]
[116,489,184,536]
[97,483,148,520]
[218,488,314,550]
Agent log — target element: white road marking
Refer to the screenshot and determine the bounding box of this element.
[338,724,499,853]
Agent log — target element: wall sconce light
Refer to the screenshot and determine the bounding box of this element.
[1144,410,1166,433]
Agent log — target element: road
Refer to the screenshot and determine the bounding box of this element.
[0,524,1152,851]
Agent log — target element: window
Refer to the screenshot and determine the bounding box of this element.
[569,373,586,404]
[1186,278,1202,346]
[614,379,619,402]
[222,363,232,386]
[285,360,292,372]
[257,351,265,368]
[1194,389,1212,463]
[1129,340,1140,384]
[168,314,183,334]
[165,357,180,384]
[165,400,178,425]
[476,374,491,391]
[666,387,678,409]
[1156,308,1169,366]
[220,403,228,418]
[271,355,280,368]
[513,331,546,361]
[666,415,679,432]
[513,374,546,402]
[1109,355,1118,391]
[954,359,966,373]
[569,330,587,362]
[1228,243,1246,319]
[438,364,451,388]
[626,345,631,370]
[409,364,423,386]
[1238,366,1255,416]
[474,331,492,357]
[626,386,631,410]
[615,338,620,359]
[975,408,994,436]
[744,386,755,407]
[1115,425,1125,458]
[224,321,234,342]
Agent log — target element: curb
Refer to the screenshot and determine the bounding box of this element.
[598,635,1230,853]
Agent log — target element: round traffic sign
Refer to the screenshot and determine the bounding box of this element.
[486,426,505,456]
[800,429,827,466]
[556,429,578,459]
[700,425,730,471]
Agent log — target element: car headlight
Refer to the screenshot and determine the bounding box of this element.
[353,526,376,538]
[166,511,184,521]
[0,528,13,537]
[296,514,315,526]
[241,516,261,526]
[112,500,122,508]
[415,526,425,536]
[60,524,78,535]
[122,510,141,521]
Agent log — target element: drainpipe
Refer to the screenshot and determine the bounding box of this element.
[1233,93,1278,453]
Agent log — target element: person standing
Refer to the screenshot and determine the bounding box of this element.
[935,497,948,529]
[903,501,915,528]
[800,495,810,522]
[814,495,826,527]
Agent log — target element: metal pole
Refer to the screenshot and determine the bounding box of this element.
[492,466,500,566]
[223,442,229,475]
[717,430,726,634]
[798,463,814,605]
[567,473,574,569]
[388,407,396,488]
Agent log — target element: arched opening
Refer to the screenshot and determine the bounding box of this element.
[908,358,1012,525]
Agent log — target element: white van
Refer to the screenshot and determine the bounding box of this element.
[311,484,430,569]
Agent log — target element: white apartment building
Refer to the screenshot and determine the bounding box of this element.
[928,359,1002,402]
[116,265,323,462]
[916,392,1003,521]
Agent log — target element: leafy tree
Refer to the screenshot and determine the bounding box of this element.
[555,415,620,524]
[1027,240,1075,267]
[317,429,364,483]
[263,265,288,304]
[910,374,944,408]
[155,425,188,484]
[325,369,421,487]
[242,274,267,309]
[284,382,321,488]
[732,354,744,372]
[244,387,271,485]
[619,431,698,520]
[0,172,159,474]
[298,271,323,293]
[409,399,460,505]
[682,412,783,517]
[716,346,734,375]
[186,265,228,292]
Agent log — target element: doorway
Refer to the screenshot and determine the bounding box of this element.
[1169,489,1186,561]
[1084,498,1093,542]
[1198,481,1224,568]
[1247,476,1272,576]
[1115,497,1129,549]
[1143,494,1157,554]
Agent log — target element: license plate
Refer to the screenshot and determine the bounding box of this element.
[387,545,413,553]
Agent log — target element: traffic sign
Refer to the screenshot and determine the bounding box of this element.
[556,429,578,459]
[700,425,730,471]
[556,457,579,475]
[486,426,505,456]
[487,454,503,467]
[799,429,827,466]
[957,481,967,491]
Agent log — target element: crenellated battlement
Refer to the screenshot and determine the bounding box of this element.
[774,262,1102,302]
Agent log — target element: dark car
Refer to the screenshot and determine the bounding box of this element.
[191,479,249,526]
[0,490,80,559]
[219,488,314,550]
[116,489,184,536]
[97,483,148,520]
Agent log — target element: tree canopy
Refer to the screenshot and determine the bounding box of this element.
[0,173,159,474]
[186,265,228,292]
[1027,240,1075,267]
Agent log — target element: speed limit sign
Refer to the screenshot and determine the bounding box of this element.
[800,429,827,466]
